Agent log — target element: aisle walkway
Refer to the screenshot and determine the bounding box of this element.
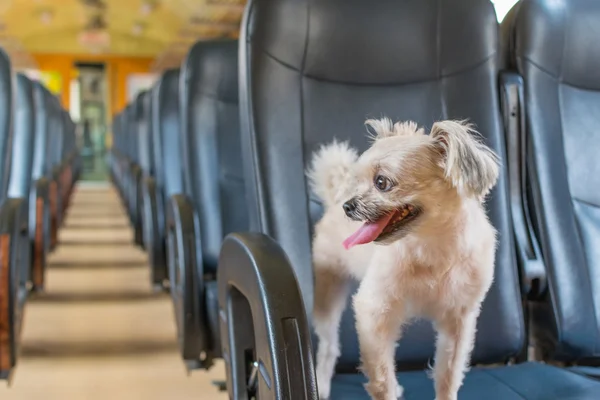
[0,185,227,399]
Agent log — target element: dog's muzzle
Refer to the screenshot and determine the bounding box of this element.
[343,198,362,221]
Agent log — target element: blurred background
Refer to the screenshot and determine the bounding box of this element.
[0,0,243,182]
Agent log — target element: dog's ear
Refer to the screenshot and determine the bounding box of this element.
[366,118,424,141]
[430,120,500,199]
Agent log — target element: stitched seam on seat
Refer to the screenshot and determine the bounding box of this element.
[518,56,558,80]
[258,47,496,87]
[479,369,527,400]
[573,197,600,209]
[520,56,600,92]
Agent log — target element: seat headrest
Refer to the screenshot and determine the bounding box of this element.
[32,82,49,178]
[157,68,180,112]
[8,73,36,198]
[153,68,183,196]
[185,39,238,103]
[512,0,600,89]
[135,90,149,120]
[248,0,498,85]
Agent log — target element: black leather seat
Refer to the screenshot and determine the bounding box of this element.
[216,0,600,399]
[131,93,147,247]
[117,107,135,212]
[142,69,182,288]
[59,110,76,215]
[167,39,246,370]
[111,113,127,202]
[0,52,33,379]
[61,110,79,210]
[10,73,37,299]
[503,0,600,370]
[29,82,52,290]
[46,95,64,249]
[121,104,137,225]
[136,90,154,252]
[109,113,120,192]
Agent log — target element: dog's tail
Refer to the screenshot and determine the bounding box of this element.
[307,140,358,209]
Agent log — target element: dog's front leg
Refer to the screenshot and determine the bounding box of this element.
[313,267,351,399]
[432,309,479,400]
[353,270,405,400]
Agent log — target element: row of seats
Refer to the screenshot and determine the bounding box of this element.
[110,0,600,398]
[110,39,241,370]
[0,49,80,379]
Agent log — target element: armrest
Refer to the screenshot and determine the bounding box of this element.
[500,71,546,300]
[217,233,317,400]
[0,198,28,379]
[166,194,211,368]
[29,178,50,290]
[48,176,59,250]
[142,177,167,285]
[29,178,49,241]
[131,166,143,247]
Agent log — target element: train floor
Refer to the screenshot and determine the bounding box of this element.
[0,184,227,399]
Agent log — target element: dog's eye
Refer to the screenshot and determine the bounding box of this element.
[374,175,392,192]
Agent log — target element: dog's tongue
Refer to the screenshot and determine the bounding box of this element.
[343,213,394,250]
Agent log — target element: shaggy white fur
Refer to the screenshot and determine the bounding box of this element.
[308,119,500,400]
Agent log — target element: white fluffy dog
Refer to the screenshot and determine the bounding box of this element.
[307,118,500,400]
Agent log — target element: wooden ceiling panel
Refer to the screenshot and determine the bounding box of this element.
[0,0,245,70]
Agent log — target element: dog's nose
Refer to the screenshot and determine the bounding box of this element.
[343,199,357,217]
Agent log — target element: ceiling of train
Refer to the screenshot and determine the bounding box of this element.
[0,0,244,69]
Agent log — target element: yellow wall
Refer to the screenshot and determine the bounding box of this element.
[33,54,153,116]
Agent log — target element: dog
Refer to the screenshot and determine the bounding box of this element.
[307,118,500,400]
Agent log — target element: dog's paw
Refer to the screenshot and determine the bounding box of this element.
[396,383,404,399]
[434,395,457,400]
[317,375,331,400]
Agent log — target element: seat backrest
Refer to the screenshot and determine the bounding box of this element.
[241,0,524,369]
[61,110,72,161]
[126,104,137,164]
[0,48,13,203]
[181,39,248,273]
[32,82,50,181]
[112,113,120,155]
[47,95,64,172]
[152,68,183,200]
[137,90,154,177]
[8,73,36,199]
[505,0,600,362]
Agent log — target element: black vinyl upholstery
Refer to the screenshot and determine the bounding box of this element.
[29,83,53,290]
[153,69,183,217]
[0,49,12,203]
[241,0,521,368]
[141,69,182,286]
[10,74,36,290]
[137,90,154,178]
[181,39,248,274]
[167,39,245,367]
[504,0,600,363]
[227,0,600,398]
[32,83,50,182]
[9,74,36,199]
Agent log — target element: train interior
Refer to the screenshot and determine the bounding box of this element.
[0,0,599,399]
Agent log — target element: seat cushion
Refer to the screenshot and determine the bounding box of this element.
[570,366,600,380]
[330,362,600,399]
